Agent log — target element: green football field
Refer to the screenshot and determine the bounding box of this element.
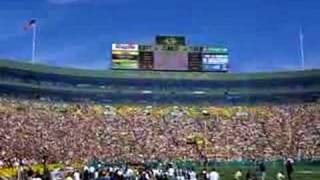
[168,160,320,180]
[210,165,320,180]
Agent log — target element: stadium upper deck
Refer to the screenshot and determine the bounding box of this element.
[0,59,320,104]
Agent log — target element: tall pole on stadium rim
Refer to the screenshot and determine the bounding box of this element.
[32,24,37,64]
[299,26,305,70]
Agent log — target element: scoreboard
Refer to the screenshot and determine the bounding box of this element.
[111,36,229,72]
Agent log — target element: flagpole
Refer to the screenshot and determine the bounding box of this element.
[299,26,305,70]
[32,24,37,64]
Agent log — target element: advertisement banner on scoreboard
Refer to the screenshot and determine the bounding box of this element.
[112,44,139,51]
[112,43,139,69]
[202,53,229,71]
[112,59,139,69]
[202,54,229,64]
[112,51,139,55]
[202,64,228,71]
[202,47,228,54]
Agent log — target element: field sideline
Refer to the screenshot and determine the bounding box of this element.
[0,164,319,180]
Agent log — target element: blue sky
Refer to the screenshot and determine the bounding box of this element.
[0,0,319,72]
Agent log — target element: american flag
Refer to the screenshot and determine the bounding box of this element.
[24,19,36,31]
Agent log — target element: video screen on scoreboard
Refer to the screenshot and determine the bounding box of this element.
[112,44,139,69]
[202,54,229,71]
[154,50,189,71]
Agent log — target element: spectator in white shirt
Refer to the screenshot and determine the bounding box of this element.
[73,170,80,180]
[207,168,220,180]
[189,170,197,180]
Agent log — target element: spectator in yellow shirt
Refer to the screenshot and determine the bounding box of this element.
[276,171,285,180]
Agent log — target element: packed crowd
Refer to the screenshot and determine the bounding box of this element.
[0,97,319,165]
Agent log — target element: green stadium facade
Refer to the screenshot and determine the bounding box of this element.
[0,59,320,105]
